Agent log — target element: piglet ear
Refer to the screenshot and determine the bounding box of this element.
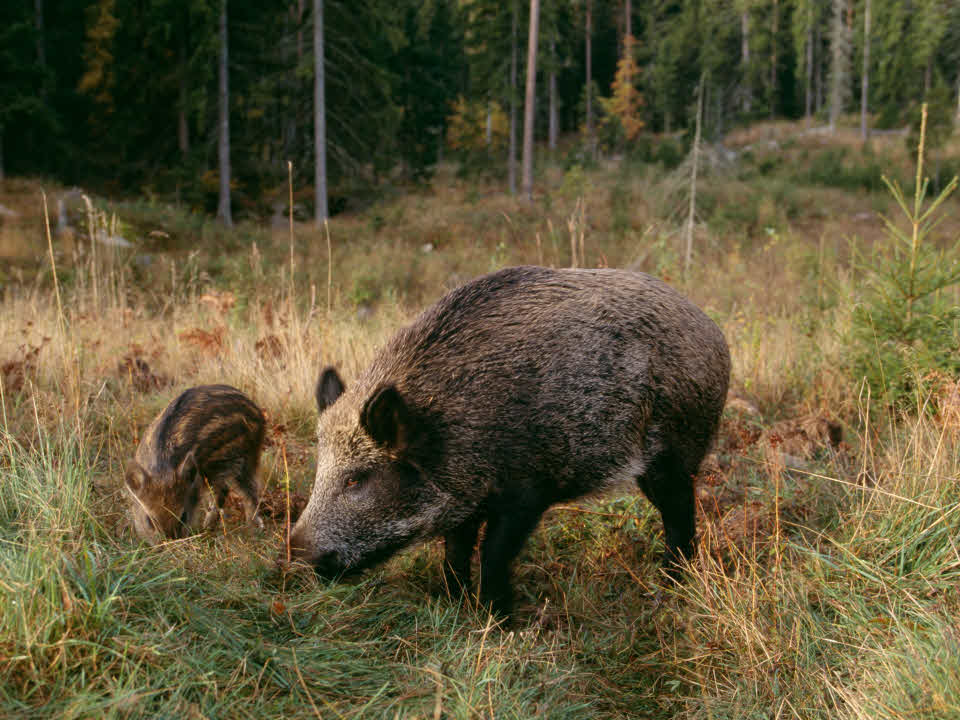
[360,384,415,452]
[176,449,198,484]
[316,366,346,413]
[124,461,147,494]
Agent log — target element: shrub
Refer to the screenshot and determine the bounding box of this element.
[849,105,960,410]
[654,139,684,170]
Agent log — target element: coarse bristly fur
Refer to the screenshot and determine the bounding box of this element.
[125,385,266,543]
[288,266,731,617]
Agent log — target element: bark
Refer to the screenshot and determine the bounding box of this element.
[585,0,594,156]
[508,0,518,196]
[549,34,558,150]
[178,40,190,156]
[860,0,870,140]
[217,0,233,227]
[815,21,823,113]
[297,0,304,60]
[289,0,304,163]
[805,10,813,124]
[770,0,778,117]
[522,0,540,201]
[684,73,705,283]
[35,0,46,104]
[35,0,46,68]
[314,0,328,223]
[625,0,631,39]
[741,9,751,112]
[486,105,493,146]
[828,0,850,133]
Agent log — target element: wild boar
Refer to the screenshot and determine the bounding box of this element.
[289,266,730,617]
[125,384,266,543]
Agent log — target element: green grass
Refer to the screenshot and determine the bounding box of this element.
[2,127,960,717]
[2,398,958,718]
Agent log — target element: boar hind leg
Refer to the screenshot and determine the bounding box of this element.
[637,450,697,578]
[443,516,481,600]
[479,505,545,618]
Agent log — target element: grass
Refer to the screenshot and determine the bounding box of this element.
[1,122,959,717]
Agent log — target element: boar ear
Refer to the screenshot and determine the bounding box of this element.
[124,462,147,494]
[361,384,414,451]
[316,366,346,413]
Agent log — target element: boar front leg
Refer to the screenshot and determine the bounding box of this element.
[202,482,230,530]
[479,504,545,619]
[443,516,481,600]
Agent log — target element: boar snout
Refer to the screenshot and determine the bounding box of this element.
[287,528,344,576]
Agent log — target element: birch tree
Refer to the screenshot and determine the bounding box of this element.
[828,0,851,132]
[522,0,540,201]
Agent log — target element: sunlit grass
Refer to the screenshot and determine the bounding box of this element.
[2,141,959,717]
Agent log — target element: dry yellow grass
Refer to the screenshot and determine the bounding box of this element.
[1,139,958,717]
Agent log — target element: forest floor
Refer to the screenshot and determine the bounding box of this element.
[1,120,959,718]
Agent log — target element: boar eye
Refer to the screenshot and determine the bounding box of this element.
[344,472,368,490]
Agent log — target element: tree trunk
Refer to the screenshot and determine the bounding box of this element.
[805,10,813,124]
[314,0,328,223]
[178,40,190,157]
[585,0,593,156]
[684,73,705,284]
[815,21,823,113]
[35,0,46,110]
[770,0,778,117]
[217,0,233,227]
[522,0,540,201]
[509,0,518,196]
[549,34,558,150]
[35,0,46,68]
[625,0,631,38]
[741,8,751,113]
[828,0,850,133]
[486,105,493,146]
[297,0,304,60]
[0,127,4,182]
[289,0,304,164]
[860,0,870,140]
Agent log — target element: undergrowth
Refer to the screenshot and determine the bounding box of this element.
[2,121,960,717]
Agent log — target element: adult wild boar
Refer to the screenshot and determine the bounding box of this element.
[125,385,266,543]
[290,266,730,616]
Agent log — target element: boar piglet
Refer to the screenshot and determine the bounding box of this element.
[289,266,730,617]
[125,384,265,543]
